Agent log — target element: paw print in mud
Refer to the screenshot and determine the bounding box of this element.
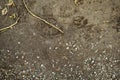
[113,17,120,32]
[73,16,88,28]
[74,0,84,6]
[40,16,63,38]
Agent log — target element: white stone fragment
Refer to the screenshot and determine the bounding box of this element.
[41,64,44,67]
[71,68,73,71]
[18,42,21,44]
[103,50,106,53]
[16,56,18,58]
[7,49,10,52]
[70,51,74,54]
[59,42,61,44]
[91,43,94,49]
[66,43,69,46]
[52,72,55,75]
[37,56,40,59]
[22,56,24,59]
[55,47,58,50]
[99,35,103,39]
[66,47,69,50]
[95,49,98,53]
[75,47,78,51]
[33,32,36,36]
[108,44,112,49]
[49,47,52,50]
[73,44,76,48]
[22,70,26,73]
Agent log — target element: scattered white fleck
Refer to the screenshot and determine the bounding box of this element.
[70,68,73,71]
[99,35,103,39]
[37,56,40,59]
[22,70,26,73]
[94,71,97,74]
[103,50,106,53]
[70,51,74,54]
[73,44,76,48]
[22,56,24,59]
[118,50,120,53]
[110,64,113,67]
[64,64,67,67]
[18,42,21,44]
[65,43,69,46]
[76,66,79,68]
[59,42,61,44]
[55,47,58,50]
[34,61,37,63]
[52,64,55,68]
[95,49,98,53]
[52,59,55,62]
[35,77,39,79]
[91,43,94,49]
[7,49,10,52]
[22,75,25,78]
[75,47,78,51]
[114,59,120,63]
[78,54,80,56]
[49,47,52,50]
[52,72,55,75]
[97,63,101,66]
[66,47,69,50]
[105,57,108,60]
[1,49,4,52]
[41,64,44,67]
[16,56,18,58]
[25,61,28,65]
[69,42,72,46]
[91,60,95,64]
[68,74,71,76]
[102,65,105,70]
[33,75,35,78]
[108,44,112,49]
[60,73,63,75]
[55,61,58,64]
[69,64,72,67]
[112,74,116,78]
[33,33,36,36]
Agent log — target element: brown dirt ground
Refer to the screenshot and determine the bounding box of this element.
[0,0,120,80]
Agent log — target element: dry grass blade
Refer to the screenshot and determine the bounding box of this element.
[22,0,64,33]
[0,18,19,32]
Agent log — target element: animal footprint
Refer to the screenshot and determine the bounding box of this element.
[73,16,88,28]
[40,16,63,38]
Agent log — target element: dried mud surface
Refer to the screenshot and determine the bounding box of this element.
[0,0,120,80]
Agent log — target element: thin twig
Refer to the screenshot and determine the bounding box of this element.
[0,18,19,32]
[22,0,64,33]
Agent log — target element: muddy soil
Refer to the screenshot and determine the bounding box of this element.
[0,0,120,80]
